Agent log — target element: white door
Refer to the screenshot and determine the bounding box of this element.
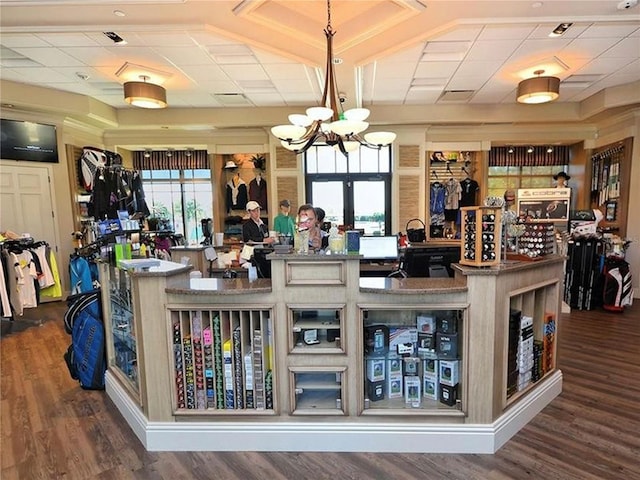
[0,162,61,297]
[0,163,57,242]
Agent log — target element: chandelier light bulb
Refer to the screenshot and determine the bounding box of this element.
[306,106,334,121]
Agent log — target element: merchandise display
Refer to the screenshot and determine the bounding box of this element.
[460,207,502,266]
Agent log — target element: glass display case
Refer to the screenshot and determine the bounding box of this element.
[362,307,465,412]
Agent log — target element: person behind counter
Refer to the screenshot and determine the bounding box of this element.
[274,199,296,237]
[297,203,322,250]
[242,201,275,244]
[314,207,330,250]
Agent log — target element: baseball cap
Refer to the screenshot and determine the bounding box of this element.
[279,199,290,207]
[246,201,261,211]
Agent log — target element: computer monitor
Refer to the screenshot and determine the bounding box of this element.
[251,247,273,279]
[359,236,399,261]
[401,246,461,278]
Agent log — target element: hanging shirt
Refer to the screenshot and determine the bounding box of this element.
[226,177,248,213]
[444,178,462,210]
[459,178,480,207]
[249,176,268,212]
[430,182,446,215]
[0,254,12,317]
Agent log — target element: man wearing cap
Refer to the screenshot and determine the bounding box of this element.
[274,199,295,237]
[242,201,275,244]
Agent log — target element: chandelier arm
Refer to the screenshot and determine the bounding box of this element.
[348,134,382,150]
[336,137,348,157]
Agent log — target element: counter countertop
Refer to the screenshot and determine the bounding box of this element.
[166,277,272,295]
[359,277,467,294]
[267,252,362,261]
[120,260,191,277]
[453,255,566,276]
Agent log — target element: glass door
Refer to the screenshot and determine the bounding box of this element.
[308,177,390,234]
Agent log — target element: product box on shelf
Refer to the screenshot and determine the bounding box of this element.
[423,376,439,400]
[387,374,403,398]
[389,327,418,357]
[440,383,458,406]
[416,315,436,334]
[387,358,402,376]
[436,332,459,359]
[417,332,435,356]
[366,358,386,382]
[402,357,420,376]
[439,360,460,386]
[364,324,389,355]
[404,376,421,405]
[436,315,458,334]
[423,358,438,378]
[367,379,385,402]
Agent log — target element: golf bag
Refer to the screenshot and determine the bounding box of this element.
[63,289,106,390]
[602,257,633,313]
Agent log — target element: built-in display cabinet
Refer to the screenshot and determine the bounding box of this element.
[100,254,564,454]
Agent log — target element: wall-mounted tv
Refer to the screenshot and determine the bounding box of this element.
[0,119,59,163]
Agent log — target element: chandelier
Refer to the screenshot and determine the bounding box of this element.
[270,0,396,156]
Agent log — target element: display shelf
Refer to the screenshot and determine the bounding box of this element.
[291,370,344,414]
[103,264,140,399]
[506,280,559,404]
[289,307,344,354]
[169,307,274,414]
[460,206,502,266]
[362,307,465,413]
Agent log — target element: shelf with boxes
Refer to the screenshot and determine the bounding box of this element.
[289,306,344,354]
[362,308,465,412]
[506,281,558,404]
[168,307,274,414]
[460,207,502,266]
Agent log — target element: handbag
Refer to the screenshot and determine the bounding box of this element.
[405,218,426,243]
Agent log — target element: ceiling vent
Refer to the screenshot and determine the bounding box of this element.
[213,93,252,106]
[438,90,475,102]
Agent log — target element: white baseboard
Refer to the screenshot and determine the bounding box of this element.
[106,370,562,454]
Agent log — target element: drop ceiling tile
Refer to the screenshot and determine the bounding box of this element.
[446,75,487,90]
[374,61,416,78]
[263,63,309,80]
[12,47,84,67]
[508,38,573,64]
[194,79,239,92]
[455,60,503,78]
[220,64,267,81]
[404,89,442,104]
[65,47,122,67]
[477,24,536,40]
[431,26,482,42]
[0,34,51,48]
[52,66,115,83]
[252,48,299,64]
[578,23,640,39]
[424,41,472,54]
[617,59,640,75]
[104,45,169,64]
[153,46,215,66]
[14,67,79,83]
[578,57,636,75]
[465,40,519,61]
[414,61,458,78]
[188,31,238,47]
[34,33,100,48]
[135,31,197,47]
[561,37,621,59]
[600,37,640,58]
[247,93,285,106]
[180,65,229,83]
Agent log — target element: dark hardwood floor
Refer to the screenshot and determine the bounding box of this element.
[1,300,639,480]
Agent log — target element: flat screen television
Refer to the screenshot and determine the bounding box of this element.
[0,119,59,163]
[401,246,461,278]
[359,236,399,261]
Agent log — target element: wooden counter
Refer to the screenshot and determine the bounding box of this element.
[101,255,564,454]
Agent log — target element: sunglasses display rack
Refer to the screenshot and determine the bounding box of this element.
[459,206,502,267]
[507,222,556,261]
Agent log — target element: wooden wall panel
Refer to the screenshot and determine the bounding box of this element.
[398,174,420,233]
[398,145,420,168]
[275,147,299,169]
[276,176,299,216]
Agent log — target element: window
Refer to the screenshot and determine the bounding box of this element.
[487,146,570,203]
[305,145,392,235]
[141,168,212,244]
[487,165,568,199]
